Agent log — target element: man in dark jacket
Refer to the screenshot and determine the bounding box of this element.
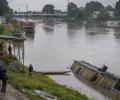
[0,70,8,93]
[8,45,12,57]
[29,64,33,77]
[1,70,8,93]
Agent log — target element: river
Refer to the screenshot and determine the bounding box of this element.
[24,20,120,100]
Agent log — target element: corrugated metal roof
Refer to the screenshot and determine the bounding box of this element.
[0,35,25,41]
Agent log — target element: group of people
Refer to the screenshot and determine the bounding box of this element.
[0,41,12,57]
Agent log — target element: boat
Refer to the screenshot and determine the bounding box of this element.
[70,60,120,98]
[24,19,35,33]
[37,71,71,75]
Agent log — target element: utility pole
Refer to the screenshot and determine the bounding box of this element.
[26,4,29,19]
[27,4,28,13]
[18,8,20,15]
[68,0,70,5]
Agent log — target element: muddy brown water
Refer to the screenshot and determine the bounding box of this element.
[24,20,120,100]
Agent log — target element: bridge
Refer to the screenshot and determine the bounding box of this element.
[14,13,67,18]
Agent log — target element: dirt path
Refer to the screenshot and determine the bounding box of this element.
[0,84,29,100]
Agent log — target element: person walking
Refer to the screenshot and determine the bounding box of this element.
[29,64,33,77]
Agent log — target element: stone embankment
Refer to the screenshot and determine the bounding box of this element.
[0,84,29,100]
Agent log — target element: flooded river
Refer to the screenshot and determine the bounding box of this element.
[24,20,120,100]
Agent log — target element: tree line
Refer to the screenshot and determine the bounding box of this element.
[2,0,120,20]
[42,0,120,20]
[0,0,13,16]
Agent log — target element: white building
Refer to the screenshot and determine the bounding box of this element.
[107,20,120,28]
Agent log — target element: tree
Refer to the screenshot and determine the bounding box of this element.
[114,0,120,17]
[105,5,114,11]
[85,1,104,17]
[67,2,78,17]
[42,4,54,14]
[0,0,9,16]
[76,8,86,19]
[5,8,13,23]
[97,10,110,21]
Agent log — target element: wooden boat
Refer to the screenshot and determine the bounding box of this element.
[24,20,35,33]
[37,71,71,75]
[70,60,120,98]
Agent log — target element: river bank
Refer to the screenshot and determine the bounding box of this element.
[8,67,89,100]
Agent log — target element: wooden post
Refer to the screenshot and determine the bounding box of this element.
[23,40,25,66]
[13,42,15,56]
[68,0,69,4]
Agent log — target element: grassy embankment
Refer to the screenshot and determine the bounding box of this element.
[0,55,89,100]
[8,68,89,100]
[0,19,23,35]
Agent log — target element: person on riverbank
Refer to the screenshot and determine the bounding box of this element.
[8,44,12,57]
[29,64,33,77]
[1,70,8,93]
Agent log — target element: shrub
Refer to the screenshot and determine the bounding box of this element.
[0,24,5,34]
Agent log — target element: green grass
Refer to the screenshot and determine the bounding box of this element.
[8,69,89,100]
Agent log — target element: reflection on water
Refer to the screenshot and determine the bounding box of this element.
[67,22,83,39]
[26,33,35,39]
[42,20,55,35]
[114,34,120,39]
[67,22,83,30]
[24,20,120,100]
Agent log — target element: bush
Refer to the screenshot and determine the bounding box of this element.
[0,24,5,34]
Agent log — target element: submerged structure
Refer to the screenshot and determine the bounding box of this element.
[70,60,120,98]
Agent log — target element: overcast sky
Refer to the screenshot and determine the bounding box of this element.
[8,0,118,11]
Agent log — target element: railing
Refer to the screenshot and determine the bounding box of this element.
[14,13,67,17]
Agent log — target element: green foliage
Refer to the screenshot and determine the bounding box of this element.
[0,24,5,34]
[5,8,13,23]
[76,9,86,19]
[105,5,114,11]
[67,2,78,17]
[12,19,24,33]
[8,69,89,100]
[0,55,17,65]
[0,0,9,16]
[115,0,120,17]
[97,10,110,21]
[85,1,104,17]
[42,4,54,14]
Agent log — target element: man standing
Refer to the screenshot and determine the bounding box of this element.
[8,44,12,57]
[1,70,8,93]
[29,64,33,77]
